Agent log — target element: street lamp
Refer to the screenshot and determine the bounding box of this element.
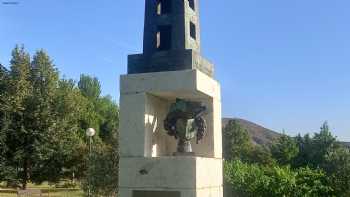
[86,128,96,155]
[86,128,95,197]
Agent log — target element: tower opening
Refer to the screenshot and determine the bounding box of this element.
[157,0,172,15]
[188,0,195,11]
[157,25,172,51]
[190,22,196,40]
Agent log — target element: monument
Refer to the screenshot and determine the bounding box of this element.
[119,0,223,196]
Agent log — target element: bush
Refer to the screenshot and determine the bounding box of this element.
[224,160,332,197]
[82,141,118,197]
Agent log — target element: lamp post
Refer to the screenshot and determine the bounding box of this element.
[86,128,95,197]
[86,128,96,155]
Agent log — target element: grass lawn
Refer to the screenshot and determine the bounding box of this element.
[0,190,84,197]
[0,182,84,197]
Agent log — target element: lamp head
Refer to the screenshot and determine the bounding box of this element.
[86,128,96,137]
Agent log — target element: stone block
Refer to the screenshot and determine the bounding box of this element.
[121,69,220,100]
[128,50,214,77]
[119,70,222,158]
[119,157,223,189]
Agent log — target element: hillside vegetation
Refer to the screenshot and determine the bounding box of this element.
[223,118,350,148]
[223,119,350,196]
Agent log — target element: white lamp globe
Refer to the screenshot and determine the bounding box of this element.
[86,128,96,137]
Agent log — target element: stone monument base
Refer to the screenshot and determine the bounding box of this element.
[173,152,195,156]
[119,157,223,197]
[119,70,223,197]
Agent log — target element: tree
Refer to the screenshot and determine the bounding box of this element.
[77,79,119,196]
[271,134,299,165]
[78,74,101,99]
[324,147,350,196]
[223,120,252,161]
[0,63,9,180]
[1,46,121,191]
[293,122,339,169]
[95,96,119,144]
[53,78,91,181]
[293,133,314,168]
[22,49,62,185]
[248,145,275,166]
[294,167,332,197]
[77,75,102,138]
[2,47,85,188]
[82,140,119,197]
[312,122,338,168]
[4,45,32,188]
[0,63,9,91]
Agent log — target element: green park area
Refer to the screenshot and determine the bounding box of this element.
[0,182,83,196]
[0,46,118,196]
[1,46,350,196]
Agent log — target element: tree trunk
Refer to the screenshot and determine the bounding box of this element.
[22,158,28,190]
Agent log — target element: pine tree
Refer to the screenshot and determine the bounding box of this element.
[3,47,82,188]
[5,45,32,188]
[78,74,101,99]
[27,49,63,184]
[223,120,252,161]
[0,63,10,180]
[271,134,299,165]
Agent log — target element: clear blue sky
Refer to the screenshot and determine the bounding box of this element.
[1,1,349,141]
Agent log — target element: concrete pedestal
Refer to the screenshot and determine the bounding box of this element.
[119,157,223,197]
[119,70,222,197]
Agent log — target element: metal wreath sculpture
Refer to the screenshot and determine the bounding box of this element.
[164,98,207,153]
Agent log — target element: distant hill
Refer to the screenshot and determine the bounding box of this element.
[222,118,281,146]
[342,142,350,148]
[223,118,350,148]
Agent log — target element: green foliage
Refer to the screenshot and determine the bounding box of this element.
[324,147,350,196]
[0,46,119,191]
[95,96,119,145]
[2,47,78,188]
[82,140,119,197]
[293,122,338,169]
[223,120,252,161]
[0,64,9,181]
[224,160,270,196]
[295,167,333,196]
[224,121,350,196]
[290,122,350,195]
[2,45,350,196]
[0,63,9,92]
[77,77,119,196]
[271,134,299,165]
[312,122,338,167]
[223,120,274,165]
[78,75,101,99]
[3,45,32,188]
[224,160,332,197]
[247,145,275,165]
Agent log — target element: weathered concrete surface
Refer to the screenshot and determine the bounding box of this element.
[119,157,223,189]
[119,157,223,197]
[128,0,214,77]
[143,0,201,55]
[119,70,222,158]
[128,49,214,77]
[119,70,223,197]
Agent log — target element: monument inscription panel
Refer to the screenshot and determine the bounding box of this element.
[133,190,181,197]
